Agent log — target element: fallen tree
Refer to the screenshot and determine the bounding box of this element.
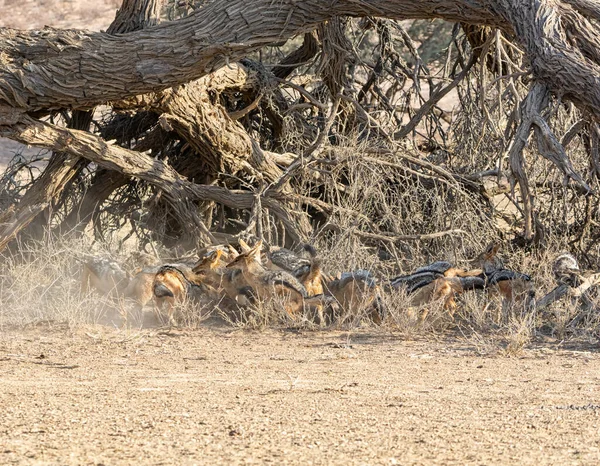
[0,0,599,259]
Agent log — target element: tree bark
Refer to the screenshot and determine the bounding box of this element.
[0,153,80,251]
[108,0,162,34]
[1,0,599,122]
[1,0,600,250]
[21,109,94,242]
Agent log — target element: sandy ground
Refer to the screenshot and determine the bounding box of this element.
[0,0,118,30]
[1,324,600,465]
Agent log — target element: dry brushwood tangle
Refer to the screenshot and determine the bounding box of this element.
[1,0,600,256]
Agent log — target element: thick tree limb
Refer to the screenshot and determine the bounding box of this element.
[156,82,254,175]
[2,0,600,252]
[507,92,537,240]
[494,0,600,120]
[0,153,80,251]
[116,62,287,182]
[0,0,594,118]
[505,82,589,240]
[0,0,595,126]
[0,116,309,245]
[108,0,162,34]
[566,0,600,22]
[272,32,319,80]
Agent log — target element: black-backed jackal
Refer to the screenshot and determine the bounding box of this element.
[152,264,215,324]
[191,249,251,306]
[324,270,385,324]
[267,246,311,274]
[473,243,534,306]
[473,243,504,275]
[291,245,326,297]
[240,240,326,298]
[123,251,160,275]
[388,260,484,314]
[196,244,240,267]
[80,256,130,297]
[409,275,486,315]
[238,238,312,273]
[389,260,483,294]
[123,266,159,309]
[122,261,207,322]
[389,261,485,320]
[225,241,310,317]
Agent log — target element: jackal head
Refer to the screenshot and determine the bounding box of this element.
[190,249,224,286]
[473,242,503,274]
[192,249,223,273]
[226,240,263,269]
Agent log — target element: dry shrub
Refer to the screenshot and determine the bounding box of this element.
[1,225,599,354]
[2,132,599,352]
[0,236,206,330]
[503,314,535,357]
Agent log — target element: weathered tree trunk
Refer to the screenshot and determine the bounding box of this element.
[21,109,94,242]
[0,1,503,112]
[0,116,309,242]
[0,0,598,120]
[0,153,81,251]
[108,0,162,34]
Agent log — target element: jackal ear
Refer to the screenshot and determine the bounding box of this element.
[483,242,500,257]
[248,240,263,257]
[227,244,239,258]
[192,258,207,272]
[210,249,223,267]
[489,243,501,257]
[238,239,252,253]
